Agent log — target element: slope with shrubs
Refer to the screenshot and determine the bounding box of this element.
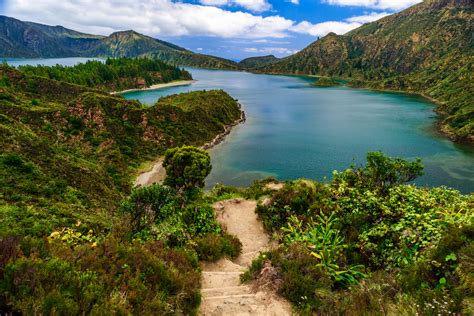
[0,64,243,314]
[208,153,473,315]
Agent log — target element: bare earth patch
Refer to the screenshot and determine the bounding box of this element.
[264,182,285,191]
[199,198,292,315]
[134,159,166,187]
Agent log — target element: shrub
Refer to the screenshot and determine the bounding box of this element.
[163,146,212,193]
[333,151,424,193]
[192,233,242,261]
[183,203,222,236]
[120,184,178,233]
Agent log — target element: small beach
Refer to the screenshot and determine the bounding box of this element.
[111,80,196,94]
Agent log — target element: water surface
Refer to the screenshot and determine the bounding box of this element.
[6,59,472,193]
[124,68,474,193]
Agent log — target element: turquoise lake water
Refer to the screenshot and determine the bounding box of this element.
[5,58,473,193]
[123,68,474,193]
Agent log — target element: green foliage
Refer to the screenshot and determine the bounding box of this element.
[18,57,192,92]
[283,214,366,287]
[192,233,242,261]
[0,66,243,314]
[0,239,202,315]
[163,146,212,192]
[120,184,178,233]
[244,245,333,313]
[249,153,473,314]
[334,151,424,193]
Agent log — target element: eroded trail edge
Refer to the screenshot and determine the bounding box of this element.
[199,198,292,315]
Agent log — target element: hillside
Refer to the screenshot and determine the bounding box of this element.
[238,55,279,69]
[0,64,244,313]
[258,0,473,144]
[0,15,103,58]
[0,16,239,69]
[17,57,192,92]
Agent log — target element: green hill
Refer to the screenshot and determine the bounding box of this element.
[0,15,103,58]
[0,64,243,313]
[0,16,239,70]
[258,0,473,144]
[238,55,280,69]
[17,57,192,92]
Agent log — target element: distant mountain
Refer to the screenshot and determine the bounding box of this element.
[0,16,103,58]
[238,55,279,69]
[258,0,473,144]
[0,16,238,69]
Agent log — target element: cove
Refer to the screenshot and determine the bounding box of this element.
[123,68,474,193]
[5,59,472,193]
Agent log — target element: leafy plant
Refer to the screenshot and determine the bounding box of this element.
[163,146,212,193]
[283,214,366,287]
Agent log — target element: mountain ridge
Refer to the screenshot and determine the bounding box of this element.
[0,15,239,69]
[256,0,473,144]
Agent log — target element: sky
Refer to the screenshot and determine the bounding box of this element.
[1,0,422,60]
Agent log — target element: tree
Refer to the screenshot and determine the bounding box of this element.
[363,151,424,192]
[333,152,424,194]
[120,184,177,233]
[163,146,212,193]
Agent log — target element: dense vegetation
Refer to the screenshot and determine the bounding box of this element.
[258,0,473,144]
[17,57,191,92]
[225,152,473,315]
[0,64,243,314]
[238,55,280,69]
[313,77,342,87]
[0,17,239,70]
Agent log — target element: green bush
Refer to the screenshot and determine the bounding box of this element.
[192,233,242,261]
[120,184,179,233]
[163,146,212,193]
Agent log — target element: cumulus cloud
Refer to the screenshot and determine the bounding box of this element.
[199,0,271,12]
[291,12,388,37]
[4,0,393,41]
[5,0,290,38]
[323,0,422,10]
[244,47,299,55]
[346,12,390,23]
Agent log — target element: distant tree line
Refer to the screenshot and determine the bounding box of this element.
[18,57,192,91]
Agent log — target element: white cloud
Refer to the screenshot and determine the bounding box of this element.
[4,0,394,42]
[291,12,388,37]
[244,47,299,55]
[5,0,291,38]
[253,39,291,44]
[288,0,300,4]
[199,0,271,12]
[323,0,422,10]
[346,12,389,23]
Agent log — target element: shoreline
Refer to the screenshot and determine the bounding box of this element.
[134,107,246,187]
[202,106,246,150]
[258,70,472,146]
[111,80,196,95]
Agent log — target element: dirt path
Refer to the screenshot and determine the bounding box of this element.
[134,159,166,187]
[199,198,292,315]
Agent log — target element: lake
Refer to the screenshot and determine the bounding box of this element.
[6,58,474,193]
[123,68,474,193]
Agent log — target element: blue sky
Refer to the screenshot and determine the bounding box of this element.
[1,0,421,60]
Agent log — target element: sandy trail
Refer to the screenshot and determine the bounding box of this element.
[134,159,166,187]
[199,198,292,316]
